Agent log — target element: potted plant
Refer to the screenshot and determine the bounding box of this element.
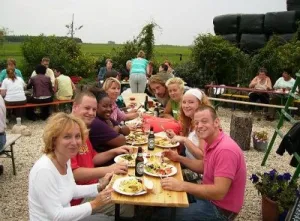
[252,130,268,152]
[250,169,299,221]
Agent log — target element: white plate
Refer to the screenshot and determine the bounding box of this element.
[112,177,147,196]
[144,163,177,177]
[155,136,180,149]
[114,154,147,167]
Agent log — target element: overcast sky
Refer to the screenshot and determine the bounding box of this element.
[0,0,286,45]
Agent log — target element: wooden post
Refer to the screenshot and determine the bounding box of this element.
[230,113,253,150]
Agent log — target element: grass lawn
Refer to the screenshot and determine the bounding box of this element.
[0,42,192,66]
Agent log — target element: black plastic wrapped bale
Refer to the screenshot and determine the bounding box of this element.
[239,14,265,34]
[264,11,299,34]
[240,34,267,53]
[213,14,240,35]
[287,0,300,10]
[270,33,297,45]
[230,112,253,151]
[221,34,240,45]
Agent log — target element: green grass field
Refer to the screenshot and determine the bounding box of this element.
[0,42,192,66]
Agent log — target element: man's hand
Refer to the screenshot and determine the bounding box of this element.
[113,145,132,155]
[163,150,180,162]
[161,177,184,192]
[99,172,114,190]
[108,163,128,175]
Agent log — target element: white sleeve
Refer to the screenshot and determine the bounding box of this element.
[31,71,36,78]
[33,169,92,221]
[1,80,7,89]
[73,184,99,199]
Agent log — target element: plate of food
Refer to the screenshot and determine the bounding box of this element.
[126,132,148,145]
[155,136,179,148]
[144,162,177,177]
[114,154,147,167]
[112,177,147,196]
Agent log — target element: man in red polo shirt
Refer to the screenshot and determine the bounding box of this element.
[156,105,246,221]
[70,90,130,206]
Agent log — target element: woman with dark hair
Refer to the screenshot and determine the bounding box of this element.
[129,50,149,93]
[89,89,131,166]
[1,68,27,105]
[248,68,272,112]
[26,64,54,120]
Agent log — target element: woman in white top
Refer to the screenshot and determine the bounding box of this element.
[0,68,26,105]
[166,88,212,159]
[249,67,272,110]
[28,113,113,221]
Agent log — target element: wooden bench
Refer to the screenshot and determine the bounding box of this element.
[221,93,249,100]
[0,134,22,175]
[5,99,74,109]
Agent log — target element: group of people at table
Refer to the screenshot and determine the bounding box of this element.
[247,67,296,120]
[26,60,247,221]
[0,57,75,120]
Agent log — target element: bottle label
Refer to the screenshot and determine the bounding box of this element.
[148,138,155,150]
[136,162,144,175]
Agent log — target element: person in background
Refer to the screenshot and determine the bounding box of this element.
[89,89,131,166]
[266,68,296,121]
[31,57,55,87]
[120,60,131,81]
[53,66,75,100]
[103,77,139,123]
[153,106,246,221]
[157,63,174,83]
[104,70,121,81]
[98,59,114,82]
[162,77,185,120]
[129,50,149,93]
[27,64,53,121]
[0,58,23,85]
[0,95,6,176]
[248,67,272,113]
[148,75,170,107]
[147,61,154,78]
[166,88,212,160]
[164,60,175,75]
[1,68,27,106]
[28,112,114,221]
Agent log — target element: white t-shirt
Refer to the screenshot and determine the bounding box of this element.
[185,130,199,159]
[1,77,26,102]
[0,95,6,133]
[28,155,98,221]
[273,77,295,89]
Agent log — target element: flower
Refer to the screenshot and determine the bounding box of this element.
[253,131,268,142]
[250,169,299,214]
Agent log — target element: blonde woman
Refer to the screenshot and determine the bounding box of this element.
[129,50,149,93]
[103,77,139,123]
[163,77,185,120]
[166,88,212,159]
[28,113,113,221]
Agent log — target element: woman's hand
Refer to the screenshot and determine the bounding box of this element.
[166,129,175,139]
[171,135,185,144]
[106,120,114,128]
[163,150,180,162]
[90,188,113,211]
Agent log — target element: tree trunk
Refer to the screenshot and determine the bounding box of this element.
[230,113,253,150]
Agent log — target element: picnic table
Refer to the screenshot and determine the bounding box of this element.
[122,93,154,108]
[111,134,189,221]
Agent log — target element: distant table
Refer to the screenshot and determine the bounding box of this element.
[111,143,189,221]
[122,93,154,107]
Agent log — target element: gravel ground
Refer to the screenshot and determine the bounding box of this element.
[0,107,298,221]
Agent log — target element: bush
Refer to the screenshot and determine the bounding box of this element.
[190,34,248,85]
[21,35,95,79]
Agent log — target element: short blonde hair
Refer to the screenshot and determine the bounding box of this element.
[137,50,145,58]
[102,77,121,91]
[165,77,185,91]
[42,113,88,155]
